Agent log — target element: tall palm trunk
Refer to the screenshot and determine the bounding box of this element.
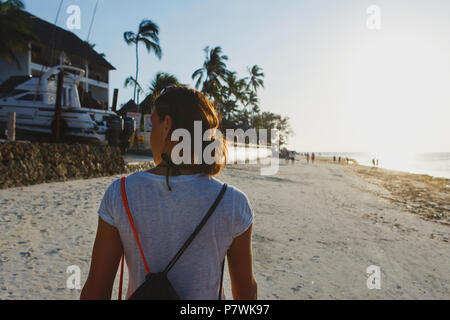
[134,41,139,102]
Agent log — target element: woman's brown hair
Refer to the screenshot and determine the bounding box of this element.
[154,86,227,176]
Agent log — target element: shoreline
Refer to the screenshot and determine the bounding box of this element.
[314,154,450,180]
[314,156,449,227]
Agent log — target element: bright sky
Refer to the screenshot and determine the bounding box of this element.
[22,0,450,152]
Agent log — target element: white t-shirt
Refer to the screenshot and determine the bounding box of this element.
[98,171,254,299]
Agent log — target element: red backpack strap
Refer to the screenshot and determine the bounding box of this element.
[120,176,151,274]
[118,176,151,300]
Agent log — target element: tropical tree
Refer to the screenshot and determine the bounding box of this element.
[220,99,239,121]
[234,108,251,127]
[247,91,259,111]
[259,112,292,147]
[124,76,144,102]
[235,77,249,106]
[245,90,260,126]
[217,71,237,119]
[223,71,239,100]
[217,71,251,120]
[247,64,265,93]
[148,72,181,97]
[245,65,264,124]
[192,46,229,101]
[191,47,273,135]
[123,19,162,103]
[141,72,181,113]
[0,0,34,70]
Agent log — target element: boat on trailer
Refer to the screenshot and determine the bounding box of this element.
[0,65,134,149]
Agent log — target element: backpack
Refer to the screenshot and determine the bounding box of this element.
[118,176,228,300]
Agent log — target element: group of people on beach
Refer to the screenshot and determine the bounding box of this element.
[372,158,379,167]
[305,153,315,164]
[333,156,349,165]
[282,151,318,164]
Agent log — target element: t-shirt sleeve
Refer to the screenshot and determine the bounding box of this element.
[97,179,120,227]
[232,190,254,238]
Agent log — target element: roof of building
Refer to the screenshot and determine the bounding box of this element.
[24,11,115,70]
[117,99,139,117]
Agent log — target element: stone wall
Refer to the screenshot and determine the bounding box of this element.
[0,141,153,189]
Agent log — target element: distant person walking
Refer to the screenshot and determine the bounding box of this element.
[311,153,315,164]
[306,153,310,164]
[372,158,375,167]
[338,156,341,163]
[333,156,336,162]
[283,150,289,163]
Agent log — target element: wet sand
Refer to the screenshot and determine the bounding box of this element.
[0,158,449,299]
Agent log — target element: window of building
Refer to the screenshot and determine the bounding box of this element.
[17,94,43,101]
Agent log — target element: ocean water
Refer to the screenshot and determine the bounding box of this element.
[317,152,450,179]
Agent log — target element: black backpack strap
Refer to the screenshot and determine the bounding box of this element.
[163,183,228,274]
[219,258,225,300]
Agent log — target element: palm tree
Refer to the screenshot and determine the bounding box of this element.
[148,72,181,97]
[235,77,249,106]
[245,90,260,126]
[141,72,181,113]
[246,91,259,112]
[124,76,144,103]
[219,73,238,120]
[0,0,34,70]
[123,19,162,103]
[223,71,238,100]
[245,65,264,126]
[219,71,252,120]
[192,46,229,100]
[247,64,265,93]
[234,108,251,127]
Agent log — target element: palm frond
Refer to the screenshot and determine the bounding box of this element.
[123,31,136,45]
[124,76,143,93]
[139,37,162,59]
[138,19,160,35]
[148,72,180,95]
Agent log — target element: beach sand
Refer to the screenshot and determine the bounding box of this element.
[0,158,449,299]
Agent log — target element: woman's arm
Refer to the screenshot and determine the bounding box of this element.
[80,217,123,300]
[227,223,258,300]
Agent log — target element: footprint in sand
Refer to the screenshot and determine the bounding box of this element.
[0,254,9,264]
[46,248,62,255]
[291,284,303,292]
[19,251,31,258]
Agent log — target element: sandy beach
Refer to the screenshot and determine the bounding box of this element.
[0,158,449,299]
